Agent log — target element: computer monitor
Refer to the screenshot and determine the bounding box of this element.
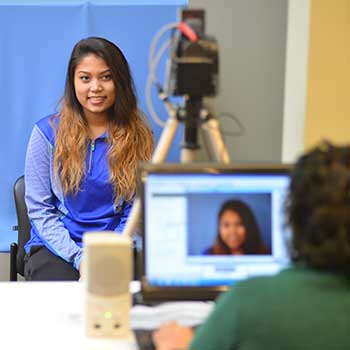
[139,163,292,301]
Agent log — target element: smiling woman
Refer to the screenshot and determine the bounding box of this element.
[203,199,270,255]
[74,54,116,131]
[23,37,154,281]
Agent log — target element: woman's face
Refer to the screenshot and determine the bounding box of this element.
[219,209,246,253]
[74,53,116,121]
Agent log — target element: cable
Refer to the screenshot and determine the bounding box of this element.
[146,39,173,127]
[146,22,179,127]
[200,110,245,160]
[148,22,178,70]
[150,38,171,84]
[217,112,245,136]
[202,112,245,137]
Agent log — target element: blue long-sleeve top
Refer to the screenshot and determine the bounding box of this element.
[24,115,132,270]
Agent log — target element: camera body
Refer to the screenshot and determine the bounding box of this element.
[167,9,219,97]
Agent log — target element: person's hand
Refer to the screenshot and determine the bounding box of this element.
[152,321,194,350]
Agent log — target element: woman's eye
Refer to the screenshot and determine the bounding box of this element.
[80,76,89,82]
[102,74,112,80]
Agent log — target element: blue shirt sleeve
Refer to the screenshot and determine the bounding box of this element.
[25,125,82,270]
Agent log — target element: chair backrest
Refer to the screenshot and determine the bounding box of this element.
[13,176,31,276]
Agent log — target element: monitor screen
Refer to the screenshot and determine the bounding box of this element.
[139,163,292,301]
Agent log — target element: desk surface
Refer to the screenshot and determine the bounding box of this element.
[0,281,138,350]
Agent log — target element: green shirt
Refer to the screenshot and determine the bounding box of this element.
[190,267,350,350]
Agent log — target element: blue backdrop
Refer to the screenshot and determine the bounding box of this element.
[0,0,187,251]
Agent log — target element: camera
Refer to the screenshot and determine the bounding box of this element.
[167,9,219,97]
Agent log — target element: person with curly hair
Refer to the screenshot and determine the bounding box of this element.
[24,37,154,281]
[203,199,270,255]
[153,142,350,350]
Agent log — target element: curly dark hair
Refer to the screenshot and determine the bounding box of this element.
[286,141,350,271]
[208,199,269,255]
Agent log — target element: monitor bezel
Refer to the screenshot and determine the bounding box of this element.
[138,162,292,301]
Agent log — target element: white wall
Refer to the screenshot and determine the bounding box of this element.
[189,0,288,162]
[282,0,310,162]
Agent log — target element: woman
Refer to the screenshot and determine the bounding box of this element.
[154,142,350,350]
[203,199,269,255]
[24,37,154,281]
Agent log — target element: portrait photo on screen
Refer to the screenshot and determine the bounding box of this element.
[187,193,272,256]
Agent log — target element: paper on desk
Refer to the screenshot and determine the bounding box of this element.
[130,301,214,330]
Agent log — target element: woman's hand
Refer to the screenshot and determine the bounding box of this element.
[152,321,194,350]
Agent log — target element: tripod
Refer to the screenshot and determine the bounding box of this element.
[122,95,230,238]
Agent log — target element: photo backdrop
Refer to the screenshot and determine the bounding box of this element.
[0,0,186,251]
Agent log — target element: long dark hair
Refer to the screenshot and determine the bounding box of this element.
[63,36,137,126]
[53,37,154,201]
[209,199,268,255]
[286,141,350,271]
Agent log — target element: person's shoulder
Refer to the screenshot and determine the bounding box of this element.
[35,114,58,130]
[202,247,213,255]
[229,267,296,297]
[34,114,59,145]
[232,265,327,299]
[211,268,298,315]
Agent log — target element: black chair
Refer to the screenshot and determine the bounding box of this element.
[10,176,31,281]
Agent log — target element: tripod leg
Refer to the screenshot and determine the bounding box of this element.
[121,198,142,238]
[122,116,180,238]
[152,116,179,163]
[202,117,230,163]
